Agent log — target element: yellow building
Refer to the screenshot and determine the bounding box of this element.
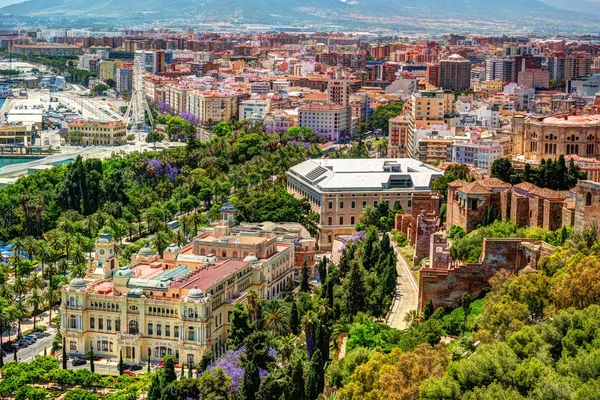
[60,218,295,364]
[67,120,127,146]
[99,60,116,82]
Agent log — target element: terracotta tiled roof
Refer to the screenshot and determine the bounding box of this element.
[460,181,492,195]
[513,182,567,199]
[479,177,512,189]
[448,179,468,188]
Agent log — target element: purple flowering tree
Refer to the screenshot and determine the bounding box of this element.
[179,111,200,126]
[146,159,179,182]
[205,347,274,393]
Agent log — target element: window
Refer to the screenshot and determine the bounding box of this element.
[70,341,77,351]
[351,201,355,209]
[157,324,162,336]
[115,320,121,331]
[328,217,332,225]
[408,200,412,208]
[148,323,153,335]
[351,216,355,225]
[129,320,139,335]
[165,325,170,337]
[374,201,378,207]
[107,320,112,331]
[99,318,103,330]
[339,216,344,225]
[90,317,95,329]
[363,201,367,207]
[328,201,333,209]
[69,315,77,329]
[327,235,332,243]
[471,199,477,211]
[587,192,592,206]
[174,326,180,338]
[188,327,195,341]
[340,201,344,209]
[187,354,195,365]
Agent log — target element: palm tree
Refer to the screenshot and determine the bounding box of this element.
[57,259,70,276]
[13,300,29,339]
[45,289,60,326]
[12,276,28,301]
[70,245,87,267]
[151,231,171,256]
[71,264,87,279]
[375,140,388,158]
[27,290,44,330]
[0,307,14,362]
[36,240,53,272]
[246,290,264,324]
[174,229,187,247]
[0,284,13,304]
[403,310,424,328]
[22,236,37,261]
[302,310,319,359]
[28,272,46,291]
[263,301,289,336]
[276,334,297,362]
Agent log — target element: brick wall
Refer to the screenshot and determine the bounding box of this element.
[418,238,554,310]
[574,180,600,232]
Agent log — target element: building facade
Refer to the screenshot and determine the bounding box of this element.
[287,158,442,250]
[67,120,127,146]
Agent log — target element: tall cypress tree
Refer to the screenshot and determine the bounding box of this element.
[163,355,177,384]
[148,370,163,400]
[62,338,67,369]
[305,349,324,400]
[181,363,185,380]
[343,261,366,318]
[290,301,300,335]
[119,350,124,375]
[287,358,305,400]
[299,260,310,292]
[89,347,95,373]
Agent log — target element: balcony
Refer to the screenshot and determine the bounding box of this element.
[119,332,142,341]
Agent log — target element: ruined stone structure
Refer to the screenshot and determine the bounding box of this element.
[574,180,600,232]
[418,235,554,310]
[446,178,512,233]
[413,211,438,265]
[509,183,569,231]
[447,178,572,233]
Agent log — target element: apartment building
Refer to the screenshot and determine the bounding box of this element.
[388,115,409,158]
[298,102,349,141]
[407,90,454,159]
[239,99,270,122]
[287,158,442,249]
[186,92,240,126]
[452,141,504,169]
[517,69,550,89]
[418,138,453,165]
[438,54,472,91]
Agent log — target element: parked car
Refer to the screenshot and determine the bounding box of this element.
[24,335,37,342]
[72,358,87,366]
[122,370,137,377]
[31,332,43,339]
[128,364,143,371]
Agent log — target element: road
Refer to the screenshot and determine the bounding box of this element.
[11,330,55,362]
[386,241,419,330]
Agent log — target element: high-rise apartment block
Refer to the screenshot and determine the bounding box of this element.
[438,54,472,90]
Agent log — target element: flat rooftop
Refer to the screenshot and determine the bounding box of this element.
[171,259,250,291]
[288,158,442,192]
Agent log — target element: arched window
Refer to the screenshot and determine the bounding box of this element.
[200,248,205,255]
[232,251,238,258]
[69,315,77,329]
[129,320,139,334]
[222,250,227,258]
[587,192,592,206]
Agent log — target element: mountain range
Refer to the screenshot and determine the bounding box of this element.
[2,0,600,31]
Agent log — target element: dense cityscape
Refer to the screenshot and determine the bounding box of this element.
[0,14,600,400]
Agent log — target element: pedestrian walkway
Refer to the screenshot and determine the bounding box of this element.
[386,240,419,330]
